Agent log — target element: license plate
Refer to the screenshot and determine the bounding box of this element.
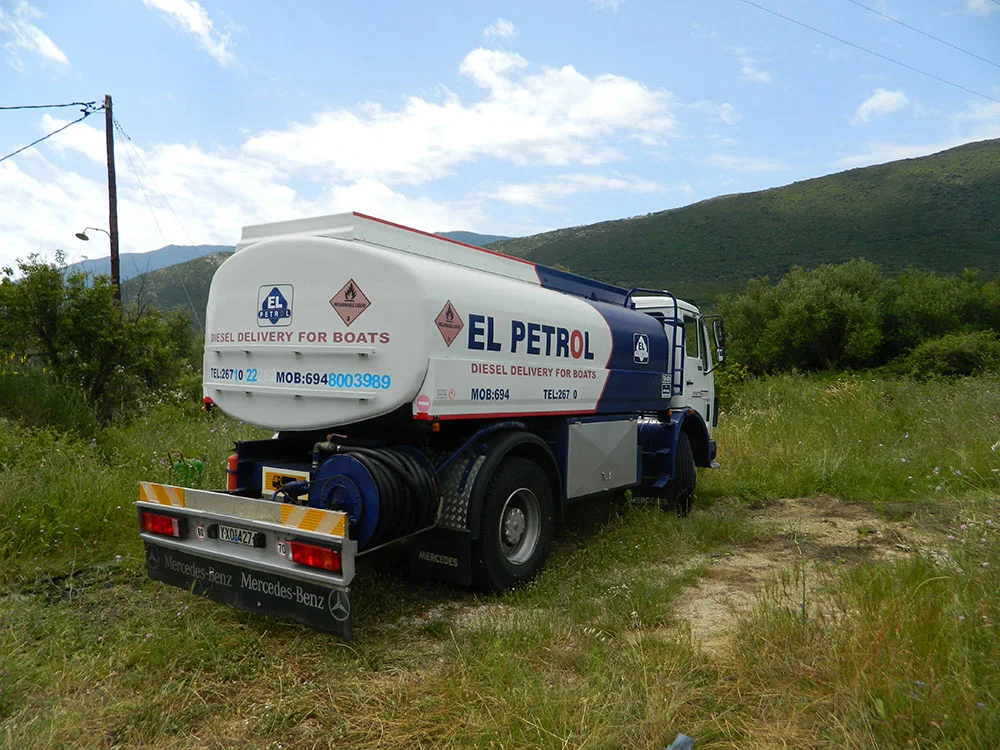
[217,524,262,547]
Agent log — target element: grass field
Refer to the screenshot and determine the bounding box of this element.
[2,374,999,748]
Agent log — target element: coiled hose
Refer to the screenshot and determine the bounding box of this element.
[312,443,439,549]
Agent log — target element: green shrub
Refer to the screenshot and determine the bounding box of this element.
[0,256,199,424]
[900,330,1000,378]
[0,366,98,436]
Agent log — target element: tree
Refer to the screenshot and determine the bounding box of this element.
[0,254,198,422]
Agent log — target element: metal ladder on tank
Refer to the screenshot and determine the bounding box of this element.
[624,288,685,397]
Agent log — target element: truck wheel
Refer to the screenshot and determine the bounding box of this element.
[662,432,696,516]
[473,457,554,592]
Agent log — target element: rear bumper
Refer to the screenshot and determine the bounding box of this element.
[143,540,353,639]
[137,483,356,639]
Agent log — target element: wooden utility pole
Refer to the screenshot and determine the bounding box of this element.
[104,93,121,300]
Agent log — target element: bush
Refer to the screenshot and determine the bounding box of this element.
[900,331,1000,378]
[0,364,98,435]
[719,261,1000,375]
[0,255,199,423]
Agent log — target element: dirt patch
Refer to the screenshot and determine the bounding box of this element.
[675,496,944,654]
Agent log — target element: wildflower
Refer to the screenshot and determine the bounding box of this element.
[878,443,883,448]
[145,633,153,639]
[958,614,965,621]
[935,486,942,492]
[947,535,957,541]
[987,520,994,527]
[978,702,987,709]
[955,469,963,476]
[982,562,990,568]
[907,476,913,481]
[211,427,218,433]
[914,680,925,688]
[933,466,941,475]
[904,433,910,439]
[114,554,122,562]
[960,524,968,531]
[97,636,103,642]
[901,458,907,463]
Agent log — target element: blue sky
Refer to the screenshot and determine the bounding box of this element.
[0,0,997,268]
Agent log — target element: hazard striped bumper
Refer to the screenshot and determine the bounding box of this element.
[136,483,356,639]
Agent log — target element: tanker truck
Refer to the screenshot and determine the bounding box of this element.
[136,212,724,639]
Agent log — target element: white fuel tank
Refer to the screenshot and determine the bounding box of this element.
[204,212,671,430]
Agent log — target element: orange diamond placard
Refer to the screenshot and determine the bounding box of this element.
[435,300,464,347]
[330,279,371,326]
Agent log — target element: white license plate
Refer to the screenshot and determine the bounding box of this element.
[218,524,258,547]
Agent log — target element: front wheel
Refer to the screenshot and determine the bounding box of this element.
[472,457,554,592]
[661,432,696,516]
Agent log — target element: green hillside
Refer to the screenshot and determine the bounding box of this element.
[124,138,1000,320]
[490,138,1000,305]
[121,252,231,326]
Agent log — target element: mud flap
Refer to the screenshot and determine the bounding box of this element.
[408,527,472,586]
[144,542,352,640]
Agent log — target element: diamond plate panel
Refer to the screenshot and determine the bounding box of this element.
[436,454,485,530]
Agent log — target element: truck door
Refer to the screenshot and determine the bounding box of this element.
[683,315,714,433]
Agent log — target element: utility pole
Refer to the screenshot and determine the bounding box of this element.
[104,93,121,300]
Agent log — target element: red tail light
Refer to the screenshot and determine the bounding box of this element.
[226,453,239,491]
[290,541,341,572]
[141,511,185,538]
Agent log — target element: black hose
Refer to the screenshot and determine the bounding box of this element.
[316,445,439,548]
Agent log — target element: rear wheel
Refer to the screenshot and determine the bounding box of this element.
[472,457,554,591]
[661,432,696,516]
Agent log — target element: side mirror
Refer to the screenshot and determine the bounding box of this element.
[704,316,725,372]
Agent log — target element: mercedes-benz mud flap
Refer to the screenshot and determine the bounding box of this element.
[137,482,356,640]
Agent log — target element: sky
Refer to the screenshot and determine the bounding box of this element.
[0,0,998,269]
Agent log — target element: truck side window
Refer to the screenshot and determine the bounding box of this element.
[698,319,710,370]
[683,316,700,361]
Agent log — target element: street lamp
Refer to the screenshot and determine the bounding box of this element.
[75,226,111,242]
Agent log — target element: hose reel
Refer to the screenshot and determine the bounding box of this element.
[308,445,439,549]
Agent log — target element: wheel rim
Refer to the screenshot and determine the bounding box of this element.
[498,487,541,565]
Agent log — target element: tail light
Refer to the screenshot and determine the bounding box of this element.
[226,453,239,491]
[289,541,341,572]
[141,511,185,538]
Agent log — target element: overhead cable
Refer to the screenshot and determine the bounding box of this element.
[0,100,99,111]
[734,0,1000,105]
[845,0,1000,70]
[0,110,96,164]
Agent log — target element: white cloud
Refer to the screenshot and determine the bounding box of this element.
[851,88,908,125]
[591,0,626,11]
[719,103,740,125]
[483,18,518,41]
[488,173,666,208]
[739,56,772,83]
[41,114,106,163]
[704,153,787,172]
[0,1,69,70]
[0,46,678,267]
[962,0,998,15]
[243,48,676,184]
[143,0,236,67]
[834,101,1000,168]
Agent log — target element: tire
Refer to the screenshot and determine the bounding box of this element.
[472,457,554,592]
[662,432,696,516]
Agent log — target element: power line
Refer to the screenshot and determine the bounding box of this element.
[734,0,1000,105]
[0,109,98,164]
[115,123,166,242]
[0,100,99,111]
[114,119,198,248]
[845,0,1000,70]
[113,118,204,329]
